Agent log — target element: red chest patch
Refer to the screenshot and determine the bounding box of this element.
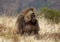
[25,22,30,25]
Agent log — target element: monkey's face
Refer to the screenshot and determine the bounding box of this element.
[24,10,36,22]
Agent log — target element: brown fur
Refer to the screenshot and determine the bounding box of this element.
[16,8,39,35]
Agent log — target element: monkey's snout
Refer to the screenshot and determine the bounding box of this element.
[31,13,35,18]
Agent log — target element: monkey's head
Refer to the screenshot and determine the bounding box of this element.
[24,8,36,23]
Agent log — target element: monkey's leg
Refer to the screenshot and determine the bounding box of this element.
[34,27,39,35]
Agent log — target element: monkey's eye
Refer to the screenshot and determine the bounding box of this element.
[32,13,34,14]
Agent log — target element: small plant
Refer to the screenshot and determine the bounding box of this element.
[40,7,60,23]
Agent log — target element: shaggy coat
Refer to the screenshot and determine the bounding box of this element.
[16,8,39,35]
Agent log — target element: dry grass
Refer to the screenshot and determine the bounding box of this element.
[0,16,60,42]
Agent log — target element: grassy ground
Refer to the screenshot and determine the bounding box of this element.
[0,16,60,42]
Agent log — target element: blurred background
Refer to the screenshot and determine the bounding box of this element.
[0,0,60,42]
[0,0,60,16]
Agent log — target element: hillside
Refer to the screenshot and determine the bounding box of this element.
[0,8,60,42]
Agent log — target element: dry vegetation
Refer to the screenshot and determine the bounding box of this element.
[0,16,60,42]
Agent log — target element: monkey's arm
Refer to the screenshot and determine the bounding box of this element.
[16,15,24,34]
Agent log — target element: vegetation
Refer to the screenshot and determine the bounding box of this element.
[40,7,60,23]
[0,8,60,42]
